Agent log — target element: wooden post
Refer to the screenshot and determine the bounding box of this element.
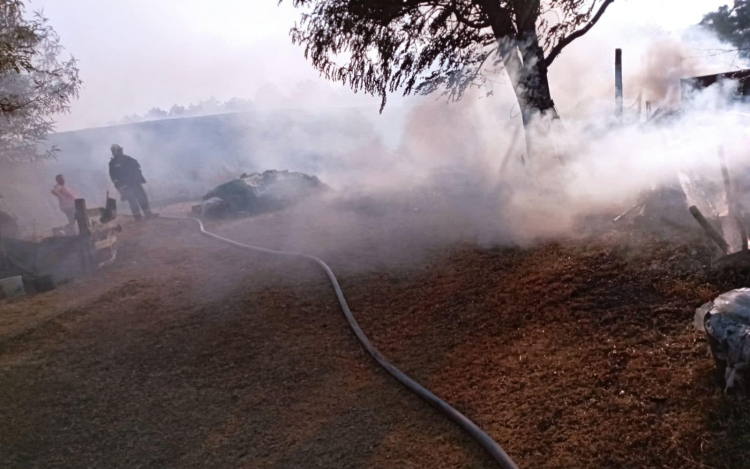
[75,198,90,236]
[101,195,117,223]
[719,146,732,208]
[75,198,94,272]
[737,216,748,252]
[615,48,623,118]
[690,205,730,254]
[637,91,642,121]
[0,227,7,278]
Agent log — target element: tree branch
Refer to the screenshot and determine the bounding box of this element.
[473,0,517,40]
[544,0,615,67]
[451,1,490,29]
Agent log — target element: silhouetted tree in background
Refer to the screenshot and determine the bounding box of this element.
[285,0,615,131]
[145,107,168,119]
[111,97,256,125]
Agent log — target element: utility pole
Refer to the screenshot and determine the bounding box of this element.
[615,48,623,119]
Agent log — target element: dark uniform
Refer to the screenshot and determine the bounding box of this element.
[108,144,153,220]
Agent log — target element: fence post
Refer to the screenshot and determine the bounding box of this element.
[75,198,94,272]
[615,48,623,118]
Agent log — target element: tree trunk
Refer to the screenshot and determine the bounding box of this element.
[476,0,558,159]
[515,30,557,126]
[498,38,557,161]
[513,30,560,160]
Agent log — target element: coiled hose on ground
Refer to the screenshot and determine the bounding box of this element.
[172,216,520,469]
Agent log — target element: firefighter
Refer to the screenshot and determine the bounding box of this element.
[108,144,156,221]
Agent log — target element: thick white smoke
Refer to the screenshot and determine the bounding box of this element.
[2,20,750,259]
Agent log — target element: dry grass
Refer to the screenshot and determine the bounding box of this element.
[1,216,750,468]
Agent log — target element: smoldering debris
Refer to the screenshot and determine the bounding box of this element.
[4,27,750,255]
[614,184,697,228]
[195,169,329,218]
[696,289,750,391]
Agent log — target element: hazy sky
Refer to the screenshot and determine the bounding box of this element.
[33,0,731,131]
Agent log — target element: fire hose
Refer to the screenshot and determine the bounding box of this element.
[172,216,520,469]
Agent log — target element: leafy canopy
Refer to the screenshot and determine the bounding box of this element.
[702,1,750,58]
[285,0,614,109]
[0,0,81,163]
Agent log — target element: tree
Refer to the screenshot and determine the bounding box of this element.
[701,2,750,58]
[286,0,615,130]
[114,98,256,124]
[169,104,187,117]
[223,97,254,112]
[199,96,222,114]
[0,0,81,162]
[145,107,168,119]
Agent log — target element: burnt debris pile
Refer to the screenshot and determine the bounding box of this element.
[195,169,329,218]
[696,289,750,391]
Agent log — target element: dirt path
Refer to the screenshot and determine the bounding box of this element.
[1,217,749,469]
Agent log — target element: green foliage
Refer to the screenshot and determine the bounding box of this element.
[702,1,750,58]
[0,0,81,163]
[284,0,614,112]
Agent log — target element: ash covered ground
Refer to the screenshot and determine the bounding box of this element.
[2,197,750,469]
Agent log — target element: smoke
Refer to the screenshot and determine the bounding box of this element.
[551,20,746,116]
[633,39,700,108]
[3,15,750,269]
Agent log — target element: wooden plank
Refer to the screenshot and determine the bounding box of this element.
[690,205,730,254]
[94,234,117,251]
[85,207,103,218]
[98,247,117,268]
[91,220,121,233]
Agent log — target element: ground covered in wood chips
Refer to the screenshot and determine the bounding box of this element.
[2,211,750,469]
